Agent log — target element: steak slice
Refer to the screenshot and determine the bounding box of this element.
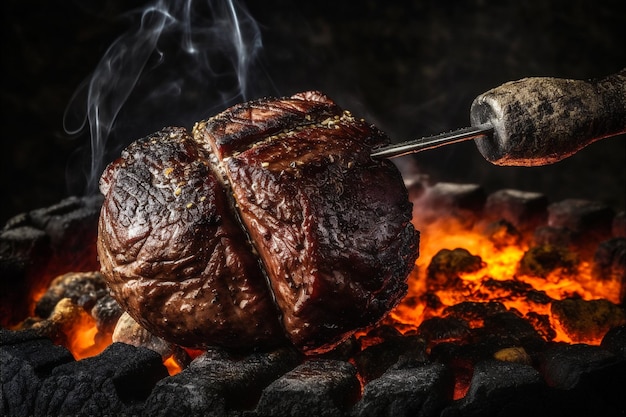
[194,91,419,353]
[97,127,285,349]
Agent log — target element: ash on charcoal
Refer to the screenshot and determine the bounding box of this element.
[601,325,626,357]
[592,237,626,304]
[144,347,300,417]
[442,360,544,417]
[21,298,92,347]
[91,293,123,336]
[254,359,360,417]
[547,199,615,256]
[427,248,484,291]
[518,244,578,279]
[35,271,108,318]
[483,189,548,234]
[550,298,626,343]
[413,182,486,228]
[352,363,452,417]
[352,332,428,383]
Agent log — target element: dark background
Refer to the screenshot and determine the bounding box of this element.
[2,0,625,225]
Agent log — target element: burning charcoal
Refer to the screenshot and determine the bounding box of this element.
[518,244,578,279]
[316,335,359,361]
[445,360,544,417]
[532,225,575,248]
[33,343,167,416]
[592,237,626,304]
[352,334,428,383]
[550,298,626,343]
[427,248,484,290]
[601,325,626,357]
[0,225,50,327]
[255,359,360,417]
[472,312,545,355]
[144,347,300,417]
[414,182,486,228]
[493,346,532,365]
[483,189,548,233]
[547,199,615,255]
[483,219,522,248]
[479,278,553,307]
[524,311,557,342]
[418,316,471,346]
[443,301,507,328]
[113,312,175,360]
[352,363,452,417]
[613,211,626,238]
[35,271,108,318]
[27,298,93,347]
[91,294,123,336]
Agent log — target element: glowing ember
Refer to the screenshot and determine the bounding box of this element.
[389,216,624,346]
[14,189,624,383]
[163,355,183,376]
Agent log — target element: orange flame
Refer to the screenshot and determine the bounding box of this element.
[390,216,622,345]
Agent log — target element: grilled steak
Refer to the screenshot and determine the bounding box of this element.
[97,127,285,349]
[98,92,419,354]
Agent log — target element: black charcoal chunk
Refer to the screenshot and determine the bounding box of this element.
[352,334,427,383]
[0,329,75,417]
[538,344,626,416]
[484,189,548,232]
[414,182,486,228]
[255,359,360,417]
[34,342,167,416]
[352,363,452,417]
[601,325,626,357]
[144,347,300,417]
[446,360,544,417]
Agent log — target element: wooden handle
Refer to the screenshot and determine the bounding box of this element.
[470,69,626,166]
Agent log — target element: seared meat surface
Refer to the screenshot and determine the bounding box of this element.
[98,92,419,354]
[97,127,285,349]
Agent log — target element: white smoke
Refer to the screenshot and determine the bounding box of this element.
[63,0,265,195]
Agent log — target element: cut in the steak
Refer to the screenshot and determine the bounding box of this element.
[97,127,285,350]
[194,91,419,353]
[97,92,419,354]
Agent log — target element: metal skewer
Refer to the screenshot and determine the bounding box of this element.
[370,124,493,159]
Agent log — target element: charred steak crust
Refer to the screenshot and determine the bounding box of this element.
[98,92,419,354]
[97,127,285,349]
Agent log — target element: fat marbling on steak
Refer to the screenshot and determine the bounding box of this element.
[98,91,419,354]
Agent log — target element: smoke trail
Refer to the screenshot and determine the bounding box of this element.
[63,0,264,195]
